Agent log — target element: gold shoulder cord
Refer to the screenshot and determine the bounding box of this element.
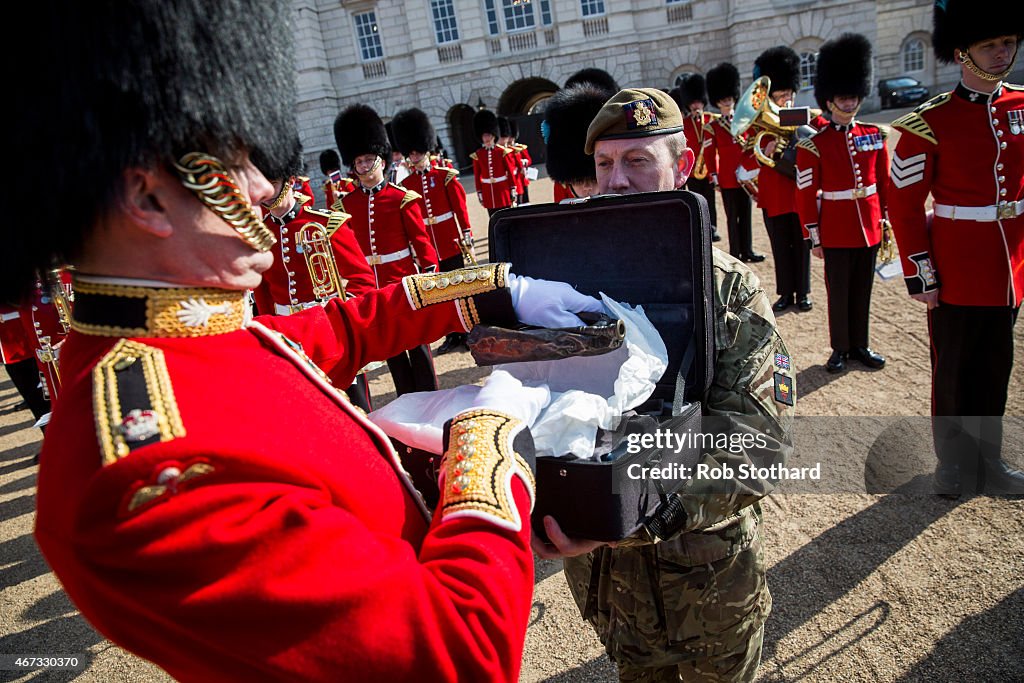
[439,410,535,532]
[173,152,277,252]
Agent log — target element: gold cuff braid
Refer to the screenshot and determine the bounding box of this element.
[439,410,535,532]
[403,262,509,310]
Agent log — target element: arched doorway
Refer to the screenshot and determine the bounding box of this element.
[446,103,476,173]
[497,77,559,165]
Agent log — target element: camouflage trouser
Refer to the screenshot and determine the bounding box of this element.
[563,508,769,682]
[615,626,763,682]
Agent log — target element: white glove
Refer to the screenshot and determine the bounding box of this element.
[464,369,550,427]
[507,272,604,328]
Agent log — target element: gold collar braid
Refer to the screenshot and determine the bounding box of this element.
[173,152,277,252]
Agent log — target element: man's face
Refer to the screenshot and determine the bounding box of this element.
[716,97,735,114]
[162,154,275,289]
[594,135,692,195]
[262,178,295,216]
[353,153,384,186]
[688,102,704,115]
[965,35,1019,74]
[408,150,426,166]
[570,178,599,199]
[482,133,496,146]
[829,95,861,122]
[770,89,795,108]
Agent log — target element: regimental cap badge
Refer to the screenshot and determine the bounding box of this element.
[624,98,658,129]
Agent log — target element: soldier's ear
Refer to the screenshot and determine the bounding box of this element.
[119,167,175,239]
[676,148,695,189]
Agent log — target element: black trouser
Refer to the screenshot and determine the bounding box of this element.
[520,186,530,204]
[928,304,1019,476]
[822,245,878,351]
[4,358,49,421]
[344,374,372,413]
[685,176,717,234]
[387,344,438,396]
[763,211,810,298]
[720,188,752,258]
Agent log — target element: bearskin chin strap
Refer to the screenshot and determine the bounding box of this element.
[437,410,536,532]
[173,152,277,252]
[959,49,1016,82]
[265,177,292,210]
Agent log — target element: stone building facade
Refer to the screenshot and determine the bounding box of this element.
[294,0,1009,189]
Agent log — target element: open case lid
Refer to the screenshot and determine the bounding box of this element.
[489,190,714,404]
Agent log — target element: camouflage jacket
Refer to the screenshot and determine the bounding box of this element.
[563,248,794,664]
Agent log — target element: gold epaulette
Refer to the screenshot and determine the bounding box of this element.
[93,339,186,467]
[443,169,459,185]
[331,197,346,212]
[469,151,478,161]
[397,185,422,208]
[297,175,310,183]
[1004,83,1024,91]
[294,192,312,206]
[515,143,528,151]
[796,138,819,157]
[501,145,514,156]
[305,206,351,235]
[892,111,937,145]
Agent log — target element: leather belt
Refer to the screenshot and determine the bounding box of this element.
[934,199,1024,221]
[821,184,877,200]
[366,247,411,266]
[481,175,507,184]
[425,211,454,225]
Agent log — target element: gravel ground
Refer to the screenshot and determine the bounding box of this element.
[1,107,1022,682]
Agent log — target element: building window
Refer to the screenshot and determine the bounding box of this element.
[431,0,460,44]
[666,0,688,4]
[799,51,817,88]
[484,0,500,35]
[538,0,553,25]
[354,11,384,61]
[581,0,604,16]
[502,0,536,32]
[903,38,925,73]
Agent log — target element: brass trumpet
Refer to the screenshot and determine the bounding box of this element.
[46,268,73,334]
[297,222,347,302]
[456,231,478,266]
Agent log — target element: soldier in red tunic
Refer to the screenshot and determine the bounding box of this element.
[888,2,1024,495]
[796,34,888,374]
[542,83,615,201]
[508,118,533,205]
[392,107,475,355]
[675,74,721,242]
[10,2,603,680]
[253,150,378,410]
[705,63,763,262]
[319,149,356,209]
[335,104,441,396]
[471,110,518,216]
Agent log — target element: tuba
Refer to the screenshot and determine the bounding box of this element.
[297,223,347,302]
[731,76,815,179]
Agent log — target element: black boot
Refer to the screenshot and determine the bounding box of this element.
[797,295,813,312]
[436,333,466,355]
[981,456,1024,495]
[772,295,794,312]
[850,347,886,369]
[826,350,847,373]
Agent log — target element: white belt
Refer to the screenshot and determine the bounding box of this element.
[934,199,1024,221]
[481,175,507,184]
[425,211,454,225]
[821,184,877,200]
[274,300,330,316]
[366,247,411,266]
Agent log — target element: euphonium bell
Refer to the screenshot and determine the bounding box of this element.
[297,223,347,302]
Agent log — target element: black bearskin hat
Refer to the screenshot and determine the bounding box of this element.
[933,0,1024,64]
[474,110,500,141]
[677,73,709,110]
[754,46,802,94]
[5,0,297,300]
[706,63,741,105]
[542,85,612,185]
[508,118,520,140]
[252,137,304,181]
[391,108,436,157]
[319,149,341,175]
[815,33,873,104]
[565,68,620,93]
[334,104,390,168]
[497,116,513,139]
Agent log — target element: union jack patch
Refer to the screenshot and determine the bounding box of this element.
[774,352,791,370]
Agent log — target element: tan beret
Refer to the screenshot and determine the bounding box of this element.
[584,88,685,154]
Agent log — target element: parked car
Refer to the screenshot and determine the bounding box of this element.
[877,77,930,109]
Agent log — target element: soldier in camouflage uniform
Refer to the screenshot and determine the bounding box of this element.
[536,88,795,682]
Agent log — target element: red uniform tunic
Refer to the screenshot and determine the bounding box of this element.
[401,166,473,263]
[254,199,376,316]
[0,304,32,364]
[471,145,517,209]
[514,143,532,194]
[20,278,69,401]
[683,112,715,179]
[704,116,747,190]
[292,177,315,206]
[755,163,797,218]
[339,182,440,288]
[888,83,1024,307]
[796,121,889,248]
[35,270,533,683]
[323,171,357,209]
[553,181,576,203]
